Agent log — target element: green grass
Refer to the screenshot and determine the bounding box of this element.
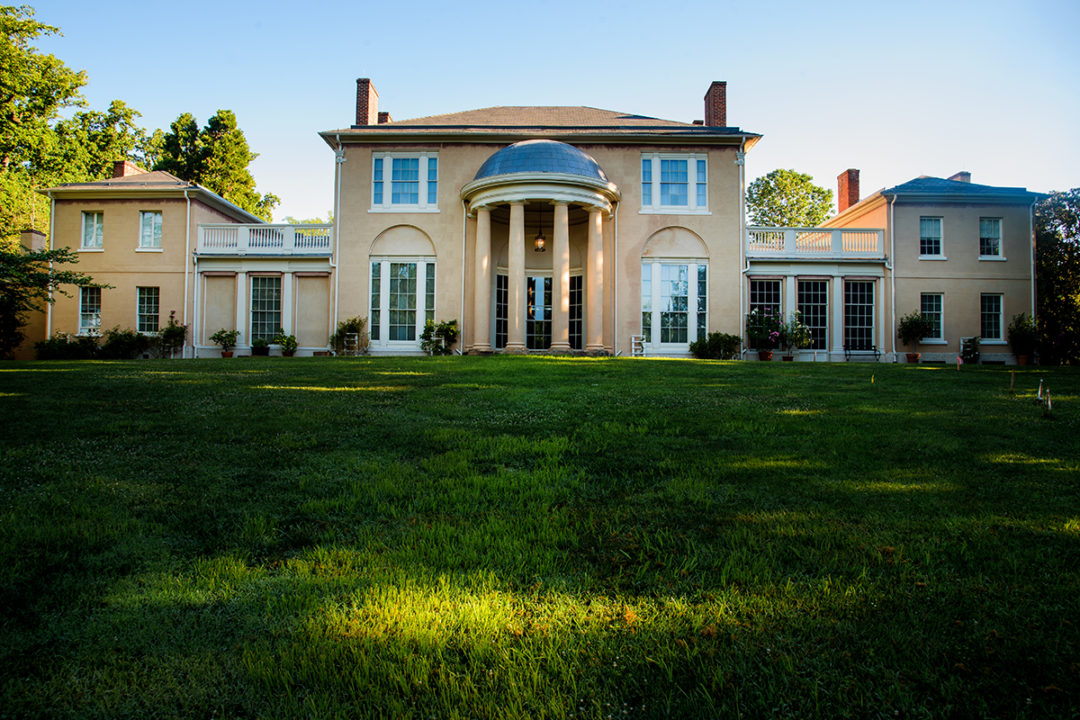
[1,357,1078,719]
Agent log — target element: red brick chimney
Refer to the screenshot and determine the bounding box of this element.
[355,78,379,126]
[112,160,147,178]
[838,169,860,213]
[378,111,393,125]
[948,171,971,183]
[704,81,727,127]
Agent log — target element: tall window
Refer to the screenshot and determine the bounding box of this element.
[981,294,1002,339]
[495,274,508,349]
[569,275,583,351]
[749,279,781,315]
[371,153,439,211]
[79,287,101,334]
[641,260,707,349]
[980,218,1002,257]
[640,154,708,212]
[921,293,943,341]
[526,277,552,350]
[844,280,874,349]
[798,280,828,350]
[139,211,162,249]
[369,260,435,346]
[81,212,103,249]
[920,217,943,257]
[137,286,159,333]
[250,276,281,342]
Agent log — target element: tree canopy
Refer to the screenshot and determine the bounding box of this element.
[746,169,833,227]
[1035,188,1080,364]
[154,110,279,221]
[0,244,103,357]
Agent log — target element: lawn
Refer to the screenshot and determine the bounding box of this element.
[1,356,1078,719]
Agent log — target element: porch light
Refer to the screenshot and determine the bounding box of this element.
[534,207,546,252]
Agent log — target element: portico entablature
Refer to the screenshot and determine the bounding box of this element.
[461,173,620,217]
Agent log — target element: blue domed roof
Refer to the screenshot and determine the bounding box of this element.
[474,140,609,183]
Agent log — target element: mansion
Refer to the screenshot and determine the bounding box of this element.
[19,79,1040,362]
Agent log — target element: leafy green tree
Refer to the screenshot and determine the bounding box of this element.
[0,5,86,247]
[746,169,833,227]
[48,100,154,180]
[154,110,279,221]
[0,244,103,357]
[1035,188,1080,364]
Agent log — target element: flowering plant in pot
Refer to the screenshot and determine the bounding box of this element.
[746,307,783,360]
[781,312,813,360]
[897,311,933,363]
[209,328,240,357]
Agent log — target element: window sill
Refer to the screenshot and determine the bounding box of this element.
[981,339,1007,345]
[918,255,947,261]
[78,248,105,253]
[639,208,711,216]
[978,256,1007,262]
[136,248,163,253]
[369,207,439,214]
[921,339,947,345]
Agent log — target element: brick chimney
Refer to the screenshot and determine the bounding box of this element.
[704,81,727,127]
[355,78,379,126]
[112,160,147,178]
[378,111,393,125]
[948,171,971,183]
[20,228,46,251]
[838,169,860,213]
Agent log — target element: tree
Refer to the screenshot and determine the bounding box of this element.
[0,245,103,357]
[746,169,833,227]
[154,110,279,221]
[1035,188,1080,365]
[0,5,86,247]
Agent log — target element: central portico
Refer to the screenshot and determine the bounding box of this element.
[461,140,620,353]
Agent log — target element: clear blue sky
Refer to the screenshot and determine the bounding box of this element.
[33,0,1080,222]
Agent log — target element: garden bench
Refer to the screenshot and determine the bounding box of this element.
[843,343,881,362]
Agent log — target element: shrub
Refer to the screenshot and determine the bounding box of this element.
[1007,313,1038,357]
[99,327,153,359]
[210,328,240,351]
[420,320,459,356]
[273,328,298,355]
[689,332,742,359]
[746,308,782,349]
[329,316,369,355]
[35,333,99,360]
[897,311,933,352]
[158,310,187,358]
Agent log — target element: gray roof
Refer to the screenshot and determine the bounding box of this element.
[883,176,1038,201]
[473,140,608,183]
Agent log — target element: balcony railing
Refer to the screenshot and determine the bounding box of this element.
[197,224,333,256]
[747,227,884,260]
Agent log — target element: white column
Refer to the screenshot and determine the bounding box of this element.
[235,271,248,346]
[784,275,797,322]
[832,275,845,358]
[585,208,604,353]
[505,202,526,353]
[281,272,294,335]
[551,202,571,352]
[473,207,492,352]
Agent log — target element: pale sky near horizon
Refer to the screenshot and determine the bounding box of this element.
[31,0,1080,222]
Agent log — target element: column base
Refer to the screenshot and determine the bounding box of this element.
[468,345,493,355]
[503,343,526,354]
[549,342,572,353]
[585,344,609,356]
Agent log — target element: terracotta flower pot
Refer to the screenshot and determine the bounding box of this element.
[221,350,234,358]
[782,355,794,362]
[758,350,774,361]
[1016,354,1031,366]
[906,352,921,364]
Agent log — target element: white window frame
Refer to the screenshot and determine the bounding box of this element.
[250,275,282,343]
[370,152,439,212]
[920,292,945,343]
[138,210,163,251]
[640,153,709,214]
[980,293,1004,343]
[79,286,101,335]
[369,257,435,349]
[136,286,159,333]
[979,217,1005,260]
[919,216,945,260]
[81,211,104,251]
[640,258,708,352]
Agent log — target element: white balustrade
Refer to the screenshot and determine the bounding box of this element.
[747,227,884,260]
[196,224,333,256]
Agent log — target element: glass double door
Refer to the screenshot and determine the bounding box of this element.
[495,274,582,350]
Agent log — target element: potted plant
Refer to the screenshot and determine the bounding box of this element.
[781,312,812,361]
[897,311,933,363]
[420,319,460,356]
[273,328,298,357]
[746,307,783,360]
[1007,312,1037,365]
[210,328,240,358]
[250,337,271,356]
